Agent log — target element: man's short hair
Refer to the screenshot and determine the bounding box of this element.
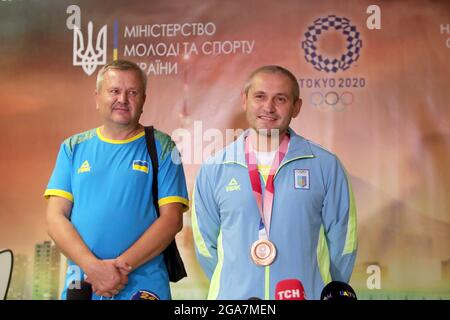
[96,59,147,92]
[244,65,300,101]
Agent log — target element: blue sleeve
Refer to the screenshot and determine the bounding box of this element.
[156,140,189,210]
[44,143,74,202]
[191,165,220,279]
[321,156,357,282]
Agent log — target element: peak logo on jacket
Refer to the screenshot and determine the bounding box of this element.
[226,178,241,192]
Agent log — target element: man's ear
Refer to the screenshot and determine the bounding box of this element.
[95,90,99,109]
[292,98,302,118]
[241,92,248,112]
[141,93,146,114]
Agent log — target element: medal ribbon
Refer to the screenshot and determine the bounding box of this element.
[245,132,290,239]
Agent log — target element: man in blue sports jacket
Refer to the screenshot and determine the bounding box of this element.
[192,65,357,300]
[45,60,189,300]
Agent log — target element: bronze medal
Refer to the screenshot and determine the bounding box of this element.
[250,239,277,266]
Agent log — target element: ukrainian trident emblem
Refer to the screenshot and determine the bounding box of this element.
[73,22,107,76]
[67,5,107,76]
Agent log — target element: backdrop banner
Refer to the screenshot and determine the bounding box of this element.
[0,0,449,300]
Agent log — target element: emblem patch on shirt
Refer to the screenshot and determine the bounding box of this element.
[226,178,241,192]
[132,160,149,174]
[130,289,160,300]
[77,160,91,173]
[294,169,310,189]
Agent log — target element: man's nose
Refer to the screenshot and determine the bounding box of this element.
[261,98,276,112]
[118,91,129,103]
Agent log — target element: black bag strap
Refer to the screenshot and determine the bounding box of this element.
[144,126,187,282]
[144,126,160,217]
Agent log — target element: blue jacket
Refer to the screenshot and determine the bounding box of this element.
[192,128,357,300]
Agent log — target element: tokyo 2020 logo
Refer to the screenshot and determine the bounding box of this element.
[301,15,362,73]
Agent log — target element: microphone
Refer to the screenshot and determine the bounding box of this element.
[275,279,306,300]
[320,281,357,300]
[0,249,13,300]
[66,280,93,300]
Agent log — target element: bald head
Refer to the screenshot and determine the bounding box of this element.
[244,65,300,102]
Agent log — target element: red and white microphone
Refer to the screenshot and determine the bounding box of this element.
[275,279,306,300]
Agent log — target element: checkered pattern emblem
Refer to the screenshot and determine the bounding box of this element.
[301,15,362,73]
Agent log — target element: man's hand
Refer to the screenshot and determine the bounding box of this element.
[84,259,128,298]
[115,258,133,276]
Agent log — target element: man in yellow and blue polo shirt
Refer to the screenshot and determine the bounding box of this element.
[192,65,357,300]
[45,60,189,300]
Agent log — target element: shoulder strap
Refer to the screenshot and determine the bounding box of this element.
[144,126,188,282]
[144,126,160,218]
